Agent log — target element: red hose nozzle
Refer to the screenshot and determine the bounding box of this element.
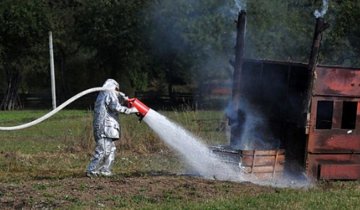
[127,98,150,117]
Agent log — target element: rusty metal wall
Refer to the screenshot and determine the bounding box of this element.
[306,66,360,180]
[313,67,360,97]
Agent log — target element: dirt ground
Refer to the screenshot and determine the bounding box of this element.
[0,172,275,209]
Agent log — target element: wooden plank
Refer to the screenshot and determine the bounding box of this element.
[307,132,360,153]
[272,150,279,177]
[251,172,284,180]
[306,153,360,179]
[332,101,343,129]
[241,149,285,156]
[242,165,284,173]
[241,155,285,166]
[251,150,256,174]
[320,164,360,180]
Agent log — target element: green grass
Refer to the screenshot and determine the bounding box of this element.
[140,186,360,210]
[0,109,227,181]
[0,110,359,209]
[60,181,359,210]
[169,182,360,210]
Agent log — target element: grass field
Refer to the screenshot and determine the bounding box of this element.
[0,110,359,209]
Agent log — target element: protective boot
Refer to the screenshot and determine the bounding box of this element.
[86,138,108,175]
[100,141,116,176]
[86,171,99,178]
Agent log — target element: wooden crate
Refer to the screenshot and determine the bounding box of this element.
[240,149,285,179]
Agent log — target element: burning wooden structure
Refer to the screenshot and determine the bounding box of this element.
[226,59,360,180]
[240,149,285,179]
[218,10,360,180]
[211,146,285,179]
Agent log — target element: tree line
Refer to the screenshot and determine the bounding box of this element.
[0,0,359,110]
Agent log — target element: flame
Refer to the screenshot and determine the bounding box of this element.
[314,0,329,18]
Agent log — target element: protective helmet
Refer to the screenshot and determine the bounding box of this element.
[103,79,119,91]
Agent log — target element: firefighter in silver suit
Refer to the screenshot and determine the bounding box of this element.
[86,79,137,177]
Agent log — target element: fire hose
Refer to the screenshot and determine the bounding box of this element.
[0,87,149,131]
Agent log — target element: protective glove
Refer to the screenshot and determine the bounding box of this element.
[116,91,128,103]
[124,107,138,115]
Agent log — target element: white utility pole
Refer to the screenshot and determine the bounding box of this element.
[49,31,56,109]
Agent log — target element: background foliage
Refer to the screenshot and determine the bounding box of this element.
[0,0,359,109]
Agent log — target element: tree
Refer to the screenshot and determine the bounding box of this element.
[1,0,360,110]
[73,0,151,94]
[0,0,50,110]
[321,0,360,66]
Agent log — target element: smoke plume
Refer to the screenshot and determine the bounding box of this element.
[234,0,246,12]
[314,0,329,18]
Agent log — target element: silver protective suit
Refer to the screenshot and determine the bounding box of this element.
[86,79,129,176]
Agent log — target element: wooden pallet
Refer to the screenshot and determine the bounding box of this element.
[240,149,285,179]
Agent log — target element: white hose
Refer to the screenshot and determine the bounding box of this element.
[0,87,115,131]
